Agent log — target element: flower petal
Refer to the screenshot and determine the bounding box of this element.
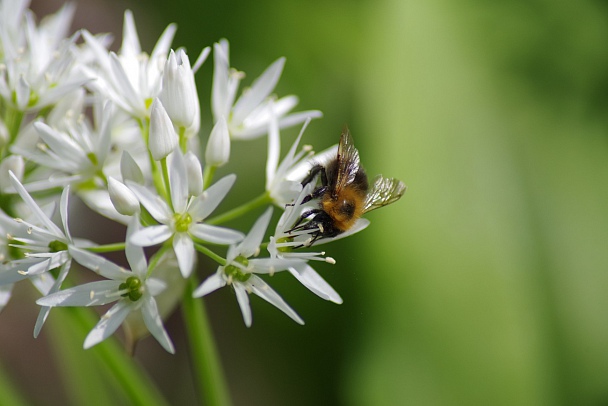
[69,247,131,280]
[239,207,272,258]
[142,295,175,353]
[234,284,252,327]
[127,182,172,223]
[189,224,244,245]
[288,264,342,304]
[129,225,172,247]
[125,217,147,276]
[192,271,226,297]
[172,232,195,278]
[187,174,236,220]
[36,280,122,307]
[84,300,132,349]
[168,149,188,213]
[248,275,304,325]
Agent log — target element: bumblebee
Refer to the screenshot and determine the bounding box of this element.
[288,129,406,243]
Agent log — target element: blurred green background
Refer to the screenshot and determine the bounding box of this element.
[15,0,608,404]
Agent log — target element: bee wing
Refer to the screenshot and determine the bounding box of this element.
[363,175,406,213]
[334,129,360,194]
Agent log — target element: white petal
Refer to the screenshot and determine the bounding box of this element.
[265,101,280,188]
[189,224,244,245]
[142,295,175,353]
[288,264,342,304]
[16,75,30,110]
[192,46,211,74]
[239,207,272,258]
[232,57,285,124]
[59,186,72,242]
[36,280,122,307]
[172,232,195,278]
[192,272,226,297]
[34,260,71,337]
[168,149,188,213]
[109,52,145,116]
[69,247,131,280]
[120,10,142,57]
[125,217,147,276]
[127,182,172,223]
[248,275,304,325]
[120,151,145,184]
[187,174,236,220]
[129,225,172,247]
[84,301,132,349]
[234,285,252,327]
[9,172,63,237]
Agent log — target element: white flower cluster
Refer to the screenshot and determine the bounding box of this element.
[0,1,366,353]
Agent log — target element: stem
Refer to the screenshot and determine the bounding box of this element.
[161,157,173,211]
[179,126,187,153]
[206,192,272,225]
[182,277,231,406]
[203,165,216,190]
[68,306,170,406]
[194,243,227,266]
[147,243,172,278]
[86,242,126,253]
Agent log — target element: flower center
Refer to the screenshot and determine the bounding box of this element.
[119,276,143,302]
[174,212,192,233]
[223,255,251,283]
[48,240,68,253]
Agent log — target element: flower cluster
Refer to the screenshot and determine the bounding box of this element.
[0,1,367,353]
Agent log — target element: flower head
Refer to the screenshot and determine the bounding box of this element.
[193,207,304,327]
[37,218,175,353]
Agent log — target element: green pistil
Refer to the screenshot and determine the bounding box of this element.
[174,212,192,233]
[48,240,68,253]
[276,236,293,253]
[119,276,143,302]
[223,255,251,283]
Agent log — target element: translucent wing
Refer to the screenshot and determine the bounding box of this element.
[333,129,360,195]
[363,175,406,213]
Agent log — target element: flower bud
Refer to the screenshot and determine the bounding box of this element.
[159,49,197,128]
[120,151,145,184]
[205,115,230,167]
[108,177,139,216]
[149,98,177,161]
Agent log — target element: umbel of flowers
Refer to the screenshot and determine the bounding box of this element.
[0,1,371,353]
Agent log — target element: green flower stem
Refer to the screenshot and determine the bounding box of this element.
[203,165,216,190]
[194,243,227,266]
[160,157,173,211]
[206,192,272,225]
[179,126,187,153]
[182,277,231,406]
[0,359,28,406]
[147,243,172,278]
[86,242,126,253]
[69,306,170,406]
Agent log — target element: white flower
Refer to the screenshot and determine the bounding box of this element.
[37,218,175,353]
[81,10,176,119]
[148,98,178,161]
[211,39,322,139]
[1,172,90,336]
[193,207,305,327]
[10,100,115,192]
[128,149,244,277]
[159,49,198,128]
[0,155,24,193]
[0,2,92,112]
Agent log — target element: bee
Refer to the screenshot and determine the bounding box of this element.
[288,129,406,244]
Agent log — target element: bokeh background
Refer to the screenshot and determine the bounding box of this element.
[3,0,607,404]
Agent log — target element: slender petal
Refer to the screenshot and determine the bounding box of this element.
[187,174,236,220]
[69,247,131,280]
[239,207,272,258]
[142,295,175,353]
[234,284,252,327]
[125,217,147,276]
[249,275,304,325]
[192,272,226,297]
[168,149,188,213]
[84,300,132,349]
[36,280,122,307]
[288,264,343,304]
[189,224,244,245]
[129,225,172,247]
[172,232,195,277]
[127,182,172,223]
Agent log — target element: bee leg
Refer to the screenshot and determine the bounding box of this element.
[288,209,321,232]
[301,164,327,187]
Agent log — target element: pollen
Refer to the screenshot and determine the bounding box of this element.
[17,270,27,275]
[325,257,336,265]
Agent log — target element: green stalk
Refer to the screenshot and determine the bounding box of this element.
[69,306,170,406]
[194,243,227,266]
[86,242,126,253]
[206,192,272,225]
[203,165,216,190]
[160,157,173,212]
[182,277,231,406]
